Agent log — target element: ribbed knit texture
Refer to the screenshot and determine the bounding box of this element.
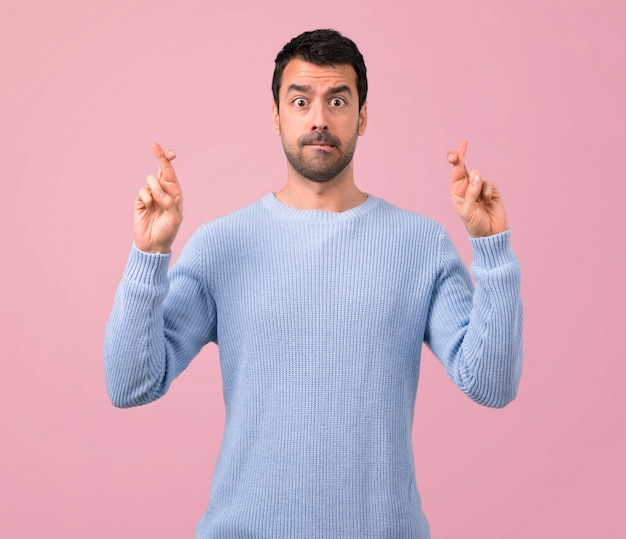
[104,193,523,538]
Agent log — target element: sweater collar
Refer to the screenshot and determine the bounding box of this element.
[261,193,379,223]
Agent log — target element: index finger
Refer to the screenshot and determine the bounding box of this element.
[447,139,469,185]
[151,142,178,183]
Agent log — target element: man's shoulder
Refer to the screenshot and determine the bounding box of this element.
[194,195,270,236]
[373,196,445,235]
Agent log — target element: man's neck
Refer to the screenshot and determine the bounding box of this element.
[275,167,367,213]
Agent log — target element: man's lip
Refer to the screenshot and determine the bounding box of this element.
[306,143,335,148]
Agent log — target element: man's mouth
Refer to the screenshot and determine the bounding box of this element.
[299,133,340,149]
[306,143,334,149]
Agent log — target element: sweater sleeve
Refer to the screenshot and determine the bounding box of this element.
[104,230,217,408]
[424,228,523,408]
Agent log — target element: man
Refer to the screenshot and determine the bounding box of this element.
[105,29,522,538]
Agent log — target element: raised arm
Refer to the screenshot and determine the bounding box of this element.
[104,144,215,408]
[423,140,522,407]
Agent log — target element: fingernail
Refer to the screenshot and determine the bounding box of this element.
[471,173,481,186]
[447,153,455,162]
[154,188,163,198]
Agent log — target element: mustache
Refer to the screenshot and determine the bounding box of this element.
[298,132,341,147]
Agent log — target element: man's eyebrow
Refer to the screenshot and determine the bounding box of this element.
[285,84,353,96]
[286,84,311,94]
[327,84,352,96]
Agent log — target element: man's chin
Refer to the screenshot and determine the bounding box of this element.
[302,174,336,183]
[297,162,350,183]
[284,147,355,183]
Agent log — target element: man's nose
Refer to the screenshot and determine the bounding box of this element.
[310,101,329,131]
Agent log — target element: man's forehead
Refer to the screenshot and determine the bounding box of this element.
[281,59,357,92]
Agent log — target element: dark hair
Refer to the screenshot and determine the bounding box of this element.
[272,29,368,111]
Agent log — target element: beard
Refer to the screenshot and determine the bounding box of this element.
[281,127,359,183]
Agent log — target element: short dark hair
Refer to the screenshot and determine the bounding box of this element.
[272,29,368,111]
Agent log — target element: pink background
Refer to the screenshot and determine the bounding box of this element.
[2,0,624,536]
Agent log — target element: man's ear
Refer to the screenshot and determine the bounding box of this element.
[358,102,367,136]
[272,100,280,135]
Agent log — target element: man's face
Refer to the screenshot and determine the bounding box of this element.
[272,58,367,183]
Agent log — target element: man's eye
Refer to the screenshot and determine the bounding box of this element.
[330,98,346,107]
[294,98,307,107]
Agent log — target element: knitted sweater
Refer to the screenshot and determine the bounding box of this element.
[104,193,523,538]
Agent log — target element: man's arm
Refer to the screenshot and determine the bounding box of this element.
[425,228,523,407]
[103,144,215,408]
[424,141,522,407]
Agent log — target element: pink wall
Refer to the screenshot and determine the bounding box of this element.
[2,0,624,536]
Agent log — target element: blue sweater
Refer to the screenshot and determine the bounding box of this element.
[104,193,523,538]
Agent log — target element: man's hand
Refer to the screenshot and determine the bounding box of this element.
[447,140,508,238]
[134,142,183,253]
